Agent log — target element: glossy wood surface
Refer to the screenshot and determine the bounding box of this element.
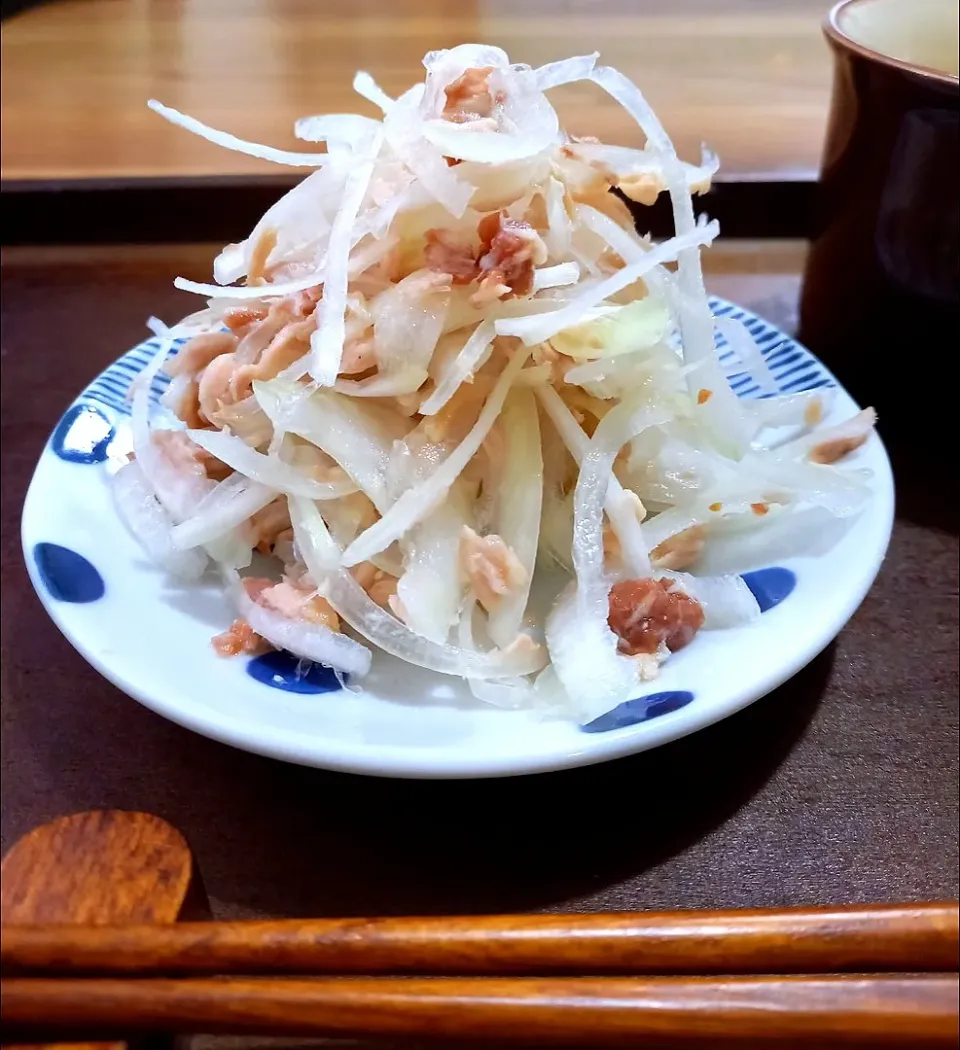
[0,811,201,1050]
[4,904,958,977]
[0,811,199,927]
[0,0,833,182]
[3,974,958,1047]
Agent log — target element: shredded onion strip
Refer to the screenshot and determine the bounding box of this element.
[496,221,718,345]
[111,460,208,580]
[565,399,671,712]
[186,429,358,500]
[169,474,276,550]
[222,567,372,676]
[290,497,546,678]
[148,100,333,167]
[535,386,653,578]
[342,345,532,566]
[487,387,543,648]
[310,133,384,384]
[420,320,496,416]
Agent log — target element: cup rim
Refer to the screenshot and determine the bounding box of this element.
[825,0,960,86]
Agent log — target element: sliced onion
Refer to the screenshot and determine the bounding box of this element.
[420,44,511,115]
[175,272,328,301]
[776,407,877,462]
[353,71,395,114]
[695,504,861,577]
[574,202,676,305]
[334,368,428,398]
[564,349,658,394]
[159,372,192,415]
[568,141,717,199]
[495,221,718,346]
[486,386,542,648]
[223,165,339,287]
[371,269,450,374]
[750,389,838,432]
[396,486,471,644]
[309,132,384,385]
[384,84,474,216]
[658,569,760,629]
[545,581,640,723]
[341,344,532,567]
[576,203,648,261]
[738,449,873,516]
[420,320,496,416]
[587,68,751,458]
[530,663,575,716]
[290,497,546,678]
[147,100,332,167]
[254,378,407,513]
[131,330,214,522]
[213,242,247,286]
[533,52,599,90]
[223,568,372,676]
[535,386,652,579]
[187,428,356,500]
[532,263,580,292]
[170,473,276,550]
[179,209,383,304]
[458,596,535,708]
[295,112,383,143]
[544,177,572,261]
[714,317,779,397]
[640,447,872,555]
[421,85,557,165]
[562,399,670,716]
[111,460,208,580]
[419,50,560,164]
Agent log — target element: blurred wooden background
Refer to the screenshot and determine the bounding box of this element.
[1,0,833,183]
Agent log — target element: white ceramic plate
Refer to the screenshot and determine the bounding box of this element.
[21,297,894,778]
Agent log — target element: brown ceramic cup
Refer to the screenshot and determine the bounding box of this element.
[798,0,958,437]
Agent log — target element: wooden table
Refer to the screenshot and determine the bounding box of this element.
[2,240,957,924]
[1,0,830,245]
[2,0,832,183]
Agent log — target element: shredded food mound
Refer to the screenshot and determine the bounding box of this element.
[114,44,877,722]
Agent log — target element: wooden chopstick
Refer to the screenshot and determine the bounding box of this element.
[2,975,957,1047]
[2,903,957,977]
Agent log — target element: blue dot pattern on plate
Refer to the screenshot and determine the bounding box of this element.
[50,404,115,464]
[582,691,695,733]
[741,567,797,612]
[33,543,105,603]
[246,650,344,694]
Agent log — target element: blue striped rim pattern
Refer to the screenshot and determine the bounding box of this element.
[81,337,188,415]
[69,298,833,419]
[708,298,834,399]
